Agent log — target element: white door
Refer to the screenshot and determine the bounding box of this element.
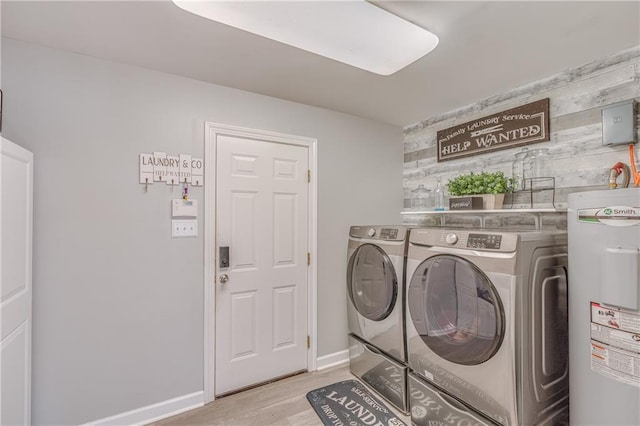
[215,134,309,396]
[0,138,33,425]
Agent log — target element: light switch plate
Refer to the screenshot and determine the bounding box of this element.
[172,219,198,238]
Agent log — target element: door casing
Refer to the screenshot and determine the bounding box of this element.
[203,122,318,403]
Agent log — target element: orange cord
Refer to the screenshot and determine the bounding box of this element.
[629,144,640,187]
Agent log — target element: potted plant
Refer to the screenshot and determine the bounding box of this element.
[447,171,510,210]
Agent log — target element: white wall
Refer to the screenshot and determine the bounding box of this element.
[1,38,403,425]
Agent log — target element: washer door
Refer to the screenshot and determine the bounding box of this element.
[408,255,504,365]
[347,244,398,321]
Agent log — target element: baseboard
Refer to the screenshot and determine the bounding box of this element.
[84,391,204,426]
[316,349,349,370]
[83,353,347,425]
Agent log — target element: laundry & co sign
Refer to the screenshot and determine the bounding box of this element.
[437,98,550,162]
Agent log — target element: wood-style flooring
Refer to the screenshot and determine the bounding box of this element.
[151,364,411,426]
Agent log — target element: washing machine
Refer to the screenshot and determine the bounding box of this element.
[347,225,409,414]
[405,228,569,426]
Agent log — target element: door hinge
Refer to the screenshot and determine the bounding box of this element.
[307,335,311,349]
[307,252,311,265]
[307,170,311,183]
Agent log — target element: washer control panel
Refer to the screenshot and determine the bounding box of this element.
[467,233,502,249]
[380,228,399,240]
[414,229,517,252]
[436,231,503,250]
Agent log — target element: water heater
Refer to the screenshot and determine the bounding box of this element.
[568,188,640,425]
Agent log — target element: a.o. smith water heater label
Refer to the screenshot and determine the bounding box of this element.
[590,302,640,388]
[578,206,640,226]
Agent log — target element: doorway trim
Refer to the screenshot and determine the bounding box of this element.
[203,122,318,403]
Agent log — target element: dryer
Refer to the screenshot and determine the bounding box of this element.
[347,225,409,414]
[405,228,569,426]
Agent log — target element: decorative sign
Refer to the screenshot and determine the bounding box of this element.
[179,154,192,184]
[191,157,204,186]
[139,153,154,184]
[153,151,167,182]
[437,98,550,162]
[166,155,180,185]
[140,152,204,188]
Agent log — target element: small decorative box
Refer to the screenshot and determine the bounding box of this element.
[449,196,483,210]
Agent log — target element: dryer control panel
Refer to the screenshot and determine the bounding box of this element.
[349,225,407,241]
[467,233,502,249]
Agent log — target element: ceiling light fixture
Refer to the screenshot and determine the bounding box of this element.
[172,1,439,76]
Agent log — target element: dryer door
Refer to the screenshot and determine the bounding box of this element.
[347,244,398,321]
[408,255,504,365]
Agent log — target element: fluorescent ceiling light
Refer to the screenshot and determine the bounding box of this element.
[172,1,439,76]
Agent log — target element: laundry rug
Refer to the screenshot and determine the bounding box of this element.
[306,379,406,426]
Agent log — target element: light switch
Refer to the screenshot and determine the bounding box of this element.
[172,219,198,238]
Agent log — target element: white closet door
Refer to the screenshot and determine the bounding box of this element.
[1,138,33,426]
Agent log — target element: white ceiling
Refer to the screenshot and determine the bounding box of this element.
[2,1,639,127]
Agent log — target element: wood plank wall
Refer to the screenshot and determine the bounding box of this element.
[402,46,640,222]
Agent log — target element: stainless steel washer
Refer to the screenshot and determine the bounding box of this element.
[406,228,569,426]
[346,225,409,414]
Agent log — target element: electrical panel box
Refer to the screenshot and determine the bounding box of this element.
[172,199,197,218]
[602,100,637,146]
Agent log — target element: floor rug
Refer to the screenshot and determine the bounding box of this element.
[306,379,406,426]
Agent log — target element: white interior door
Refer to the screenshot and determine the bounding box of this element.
[0,138,33,425]
[215,134,309,396]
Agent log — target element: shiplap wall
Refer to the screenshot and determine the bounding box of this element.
[403,46,640,219]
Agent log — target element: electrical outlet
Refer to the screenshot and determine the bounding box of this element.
[172,219,198,238]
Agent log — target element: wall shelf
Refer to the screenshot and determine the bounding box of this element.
[401,208,565,215]
[401,208,567,230]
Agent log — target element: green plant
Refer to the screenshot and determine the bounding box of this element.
[447,171,510,196]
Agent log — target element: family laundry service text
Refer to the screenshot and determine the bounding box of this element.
[437,98,550,162]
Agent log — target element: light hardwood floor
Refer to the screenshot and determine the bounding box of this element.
[151,364,411,426]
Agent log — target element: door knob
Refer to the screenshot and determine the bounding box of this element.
[219,274,229,284]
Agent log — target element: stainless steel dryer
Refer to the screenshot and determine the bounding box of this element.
[405,228,569,426]
[347,225,409,414]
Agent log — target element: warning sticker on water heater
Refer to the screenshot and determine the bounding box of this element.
[590,302,640,388]
[590,340,640,388]
[578,206,640,226]
[591,303,640,333]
